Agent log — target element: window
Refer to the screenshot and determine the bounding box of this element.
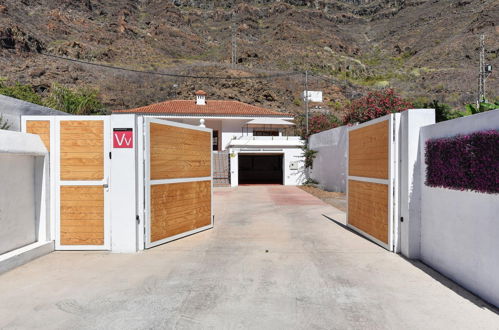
[213,130,219,151]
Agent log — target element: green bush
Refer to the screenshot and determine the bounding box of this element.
[412,100,463,122]
[43,84,105,115]
[0,79,106,115]
[0,78,43,105]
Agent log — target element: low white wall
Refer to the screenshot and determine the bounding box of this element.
[0,154,37,254]
[419,110,499,307]
[0,129,52,272]
[0,94,68,131]
[308,126,348,192]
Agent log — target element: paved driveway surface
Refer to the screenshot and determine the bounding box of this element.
[0,186,497,329]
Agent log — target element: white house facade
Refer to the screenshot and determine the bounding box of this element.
[114,91,305,186]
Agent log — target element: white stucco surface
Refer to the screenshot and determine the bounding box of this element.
[308,126,348,193]
[0,129,52,271]
[0,94,68,131]
[419,110,499,307]
[0,154,37,254]
[110,114,138,253]
[399,109,435,259]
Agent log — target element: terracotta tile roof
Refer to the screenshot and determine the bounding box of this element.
[113,100,292,117]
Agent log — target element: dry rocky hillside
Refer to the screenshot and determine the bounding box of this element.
[0,0,498,114]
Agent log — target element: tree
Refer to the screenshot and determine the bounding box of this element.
[343,89,413,125]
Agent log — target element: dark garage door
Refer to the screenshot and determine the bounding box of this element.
[238,154,283,184]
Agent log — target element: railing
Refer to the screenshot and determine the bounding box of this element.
[233,135,302,141]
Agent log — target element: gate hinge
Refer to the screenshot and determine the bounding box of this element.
[109,152,112,159]
[136,215,140,224]
[400,216,404,223]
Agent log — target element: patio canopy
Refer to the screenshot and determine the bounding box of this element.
[244,118,295,128]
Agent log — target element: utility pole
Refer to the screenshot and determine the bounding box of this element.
[478,34,485,106]
[231,23,237,68]
[305,70,309,136]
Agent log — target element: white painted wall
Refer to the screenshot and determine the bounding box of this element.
[308,126,348,192]
[0,154,37,254]
[399,109,435,259]
[0,129,52,272]
[419,110,499,307]
[0,94,68,131]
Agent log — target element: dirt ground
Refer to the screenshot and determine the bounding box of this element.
[299,185,347,212]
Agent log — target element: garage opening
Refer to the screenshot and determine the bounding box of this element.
[238,154,283,185]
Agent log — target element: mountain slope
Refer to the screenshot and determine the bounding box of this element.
[0,0,498,114]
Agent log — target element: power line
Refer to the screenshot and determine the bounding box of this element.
[39,52,302,80]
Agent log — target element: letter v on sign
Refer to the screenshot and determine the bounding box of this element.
[113,128,133,148]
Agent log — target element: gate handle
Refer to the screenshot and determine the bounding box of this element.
[103,177,109,191]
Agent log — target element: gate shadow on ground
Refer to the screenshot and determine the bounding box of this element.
[321,214,499,314]
[402,258,499,314]
[321,214,381,246]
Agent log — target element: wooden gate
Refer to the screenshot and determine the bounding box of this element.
[23,116,111,250]
[143,118,213,248]
[347,114,399,251]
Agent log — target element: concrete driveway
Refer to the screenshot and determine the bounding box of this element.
[0,186,497,329]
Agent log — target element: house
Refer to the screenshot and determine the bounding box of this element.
[113,91,305,186]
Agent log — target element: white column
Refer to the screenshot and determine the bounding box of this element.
[110,114,138,253]
[399,109,435,259]
[230,148,238,187]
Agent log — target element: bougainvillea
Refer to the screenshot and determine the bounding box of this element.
[343,89,413,124]
[425,130,499,194]
[308,113,340,136]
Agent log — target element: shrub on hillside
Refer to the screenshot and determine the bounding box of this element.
[343,89,412,124]
[412,100,463,122]
[44,84,105,115]
[0,78,43,105]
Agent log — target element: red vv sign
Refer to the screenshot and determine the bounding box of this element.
[113,128,133,148]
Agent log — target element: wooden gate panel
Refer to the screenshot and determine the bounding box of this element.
[145,119,213,248]
[60,185,104,245]
[26,120,51,151]
[347,115,397,251]
[150,181,211,243]
[150,123,211,180]
[348,180,389,244]
[60,120,104,181]
[348,120,389,179]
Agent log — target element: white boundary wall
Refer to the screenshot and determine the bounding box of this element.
[0,130,53,274]
[418,110,499,307]
[308,126,348,192]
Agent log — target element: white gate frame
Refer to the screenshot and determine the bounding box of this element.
[54,116,112,250]
[346,113,400,252]
[142,117,214,249]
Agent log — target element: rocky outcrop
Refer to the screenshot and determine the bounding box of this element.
[0,26,44,53]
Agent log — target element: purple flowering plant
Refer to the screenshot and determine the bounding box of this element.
[425,130,499,194]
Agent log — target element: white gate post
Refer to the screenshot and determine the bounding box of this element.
[110,114,138,253]
[399,109,435,259]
